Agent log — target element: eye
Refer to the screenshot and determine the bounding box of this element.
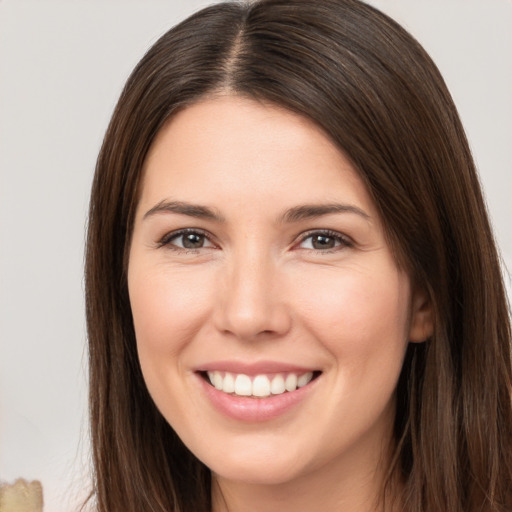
[298,230,352,251]
[159,229,215,250]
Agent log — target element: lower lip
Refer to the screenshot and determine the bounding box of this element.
[197,374,318,422]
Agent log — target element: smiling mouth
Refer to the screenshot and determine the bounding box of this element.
[201,370,321,398]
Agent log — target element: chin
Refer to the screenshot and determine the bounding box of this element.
[212,462,303,487]
[200,440,314,486]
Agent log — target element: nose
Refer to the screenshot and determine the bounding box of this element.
[213,249,292,341]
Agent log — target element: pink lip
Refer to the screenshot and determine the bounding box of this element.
[195,364,320,423]
[196,360,316,375]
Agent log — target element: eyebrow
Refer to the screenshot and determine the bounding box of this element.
[143,200,370,223]
[280,203,371,223]
[143,200,225,222]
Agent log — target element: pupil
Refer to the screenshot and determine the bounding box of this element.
[312,235,334,249]
[183,233,204,248]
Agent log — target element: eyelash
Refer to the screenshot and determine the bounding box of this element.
[157,228,353,253]
[157,228,214,251]
[297,229,354,253]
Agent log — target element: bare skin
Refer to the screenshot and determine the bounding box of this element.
[128,96,432,512]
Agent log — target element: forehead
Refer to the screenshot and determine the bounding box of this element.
[138,95,377,220]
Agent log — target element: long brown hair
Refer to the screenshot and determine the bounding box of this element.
[85,1,512,510]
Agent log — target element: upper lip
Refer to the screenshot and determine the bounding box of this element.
[196,360,319,375]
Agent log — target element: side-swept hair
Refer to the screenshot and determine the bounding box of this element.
[85,1,512,510]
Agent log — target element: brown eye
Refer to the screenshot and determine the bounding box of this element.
[161,229,215,250]
[311,234,336,249]
[298,231,352,251]
[181,232,206,249]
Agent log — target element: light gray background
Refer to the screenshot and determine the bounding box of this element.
[1,1,510,511]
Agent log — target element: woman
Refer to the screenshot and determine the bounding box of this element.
[85,0,512,511]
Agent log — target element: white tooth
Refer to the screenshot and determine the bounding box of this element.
[270,374,286,395]
[297,372,313,388]
[223,372,235,393]
[252,375,271,397]
[213,371,223,390]
[234,374,252,396]
[207,371,215,386]
[285,373,298,392]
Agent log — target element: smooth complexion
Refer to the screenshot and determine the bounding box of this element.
[128,96,432,512]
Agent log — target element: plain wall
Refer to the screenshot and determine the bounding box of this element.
[0,1,510,510]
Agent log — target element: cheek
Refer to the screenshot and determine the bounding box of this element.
[127,261,218,425]
[292,263,411,363]
[128,263,215,358]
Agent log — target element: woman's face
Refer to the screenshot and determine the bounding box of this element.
[128,96,430,488]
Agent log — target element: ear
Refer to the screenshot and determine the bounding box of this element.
[409,286,434,343]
